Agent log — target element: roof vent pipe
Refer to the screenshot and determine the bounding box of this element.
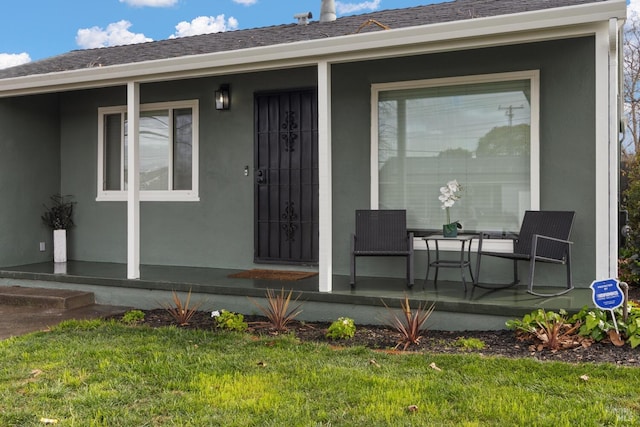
[320,0,336,22]
[294,12,312,25]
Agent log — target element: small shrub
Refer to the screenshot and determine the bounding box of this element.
[572,306,611,342]
[250,288,303,332]
[454,337,485,350]
[623,303,640,348]
[121,310,145,324]
[618,249,640,286]
[326,317,356,340]
[163,289,202,326]
[571,304,640,348]
[383,295,435,350]
[535,309,580,350]
[507,307,640,350]
[506,308,581,351]
[212,310,248,332]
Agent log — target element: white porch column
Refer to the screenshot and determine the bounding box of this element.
[317,61,333,292]
[127,81,141,279]
[608,19,622,279]
[595,20,621,280]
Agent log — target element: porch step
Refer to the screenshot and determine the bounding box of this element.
[0,286,95,309]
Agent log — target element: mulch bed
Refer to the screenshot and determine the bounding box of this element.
[119,303,640,367]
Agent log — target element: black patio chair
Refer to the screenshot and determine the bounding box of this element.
[473,210,575,297]
[350,210,414,288]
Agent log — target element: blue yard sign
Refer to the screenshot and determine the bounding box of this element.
[590,278,625,334]
[590,278,624,310]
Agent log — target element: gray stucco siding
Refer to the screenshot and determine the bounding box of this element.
[1,36,596,288]
[331,36,595,286]
[0,94,61,267]
[59,68,317,269]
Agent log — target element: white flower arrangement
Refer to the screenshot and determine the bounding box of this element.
[438,180,462,225]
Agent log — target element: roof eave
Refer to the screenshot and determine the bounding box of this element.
[0,0,626,98]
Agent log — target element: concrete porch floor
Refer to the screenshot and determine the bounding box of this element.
[0,261,594,331]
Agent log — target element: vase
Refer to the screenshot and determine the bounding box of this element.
[443,223,458,238]
[53,229,67,263]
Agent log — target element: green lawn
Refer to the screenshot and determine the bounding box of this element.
[0,319,638,426]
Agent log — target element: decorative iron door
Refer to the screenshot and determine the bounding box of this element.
[254,89,319,264]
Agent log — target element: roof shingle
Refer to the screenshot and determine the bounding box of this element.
[0,0,610,80]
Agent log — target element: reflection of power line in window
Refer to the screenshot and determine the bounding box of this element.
[498,104,524,126]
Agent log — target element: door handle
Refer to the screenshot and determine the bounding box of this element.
[256,168,266,184]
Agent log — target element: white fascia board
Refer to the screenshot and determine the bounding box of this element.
[0,0,626,98]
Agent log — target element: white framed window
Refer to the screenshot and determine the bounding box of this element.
[97,99,199,202]
[371,71,540,249]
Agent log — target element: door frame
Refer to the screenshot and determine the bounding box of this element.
[253,87,319,265]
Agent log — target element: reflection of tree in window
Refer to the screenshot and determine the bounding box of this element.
[378,100,398,166]
[111,106,194,192]
[173,109,192,190]
[104,113,122,191]
[476,124,530,157]
[139,111,169,191]
[376,77,533,233]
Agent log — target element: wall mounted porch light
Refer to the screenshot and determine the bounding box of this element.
[215,84,230,110]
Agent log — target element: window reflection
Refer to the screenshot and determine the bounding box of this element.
[378,79,533,233]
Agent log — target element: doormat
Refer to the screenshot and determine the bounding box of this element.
[228,269,318,281]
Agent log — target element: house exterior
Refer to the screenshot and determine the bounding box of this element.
[0,0,627,293]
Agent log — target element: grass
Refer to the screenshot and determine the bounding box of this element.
[0,320,639,426]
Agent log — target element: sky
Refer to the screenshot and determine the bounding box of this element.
[0,0,448,70]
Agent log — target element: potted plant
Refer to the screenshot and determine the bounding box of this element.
[42,194,75,263]
[438,180,463,237]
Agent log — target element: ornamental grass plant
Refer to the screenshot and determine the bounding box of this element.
[250,288,303,332]
[0,319,638,426]
[162,289,202,326]
[383,295,435,350]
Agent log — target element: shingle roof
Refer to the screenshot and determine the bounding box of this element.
[0,0,610,80]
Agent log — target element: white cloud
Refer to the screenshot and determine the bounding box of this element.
[336,0,381,14]
[0,52,31,70]
[626,0,640,31]
[629,0,640,20]
[233,0,257,5]
[170,15,239,38]
[119,0,178,6]
[76,20,153,49]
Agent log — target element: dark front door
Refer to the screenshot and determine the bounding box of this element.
[254,89,319,264]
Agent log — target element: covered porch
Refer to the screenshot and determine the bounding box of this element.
[0,261,593,331]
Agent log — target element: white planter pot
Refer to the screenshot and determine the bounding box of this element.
[53,229,67,263]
